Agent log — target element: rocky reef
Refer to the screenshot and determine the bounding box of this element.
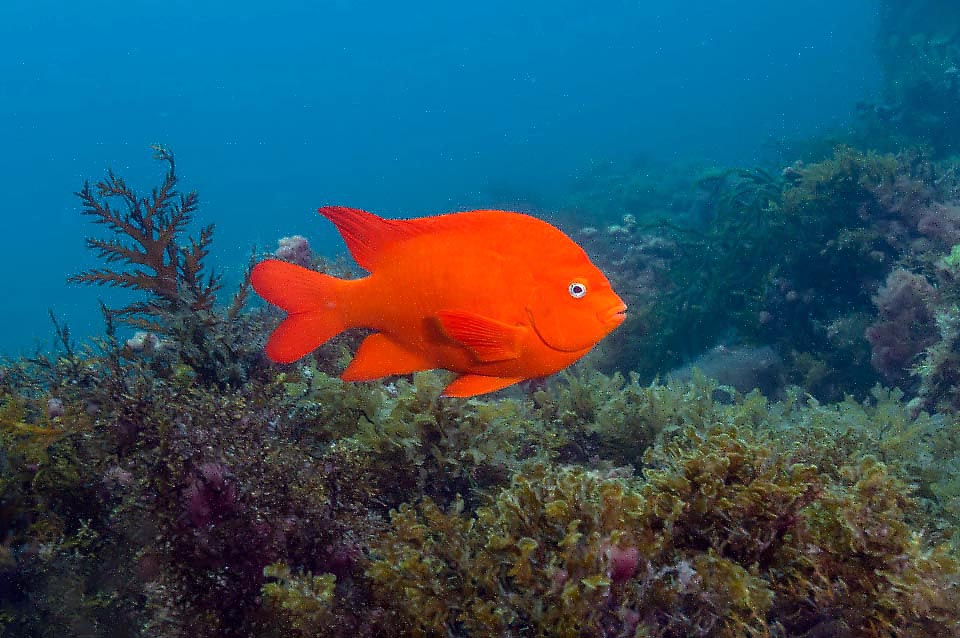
[0,149,958,635]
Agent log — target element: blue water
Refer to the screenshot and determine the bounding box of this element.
[0,0,878,356]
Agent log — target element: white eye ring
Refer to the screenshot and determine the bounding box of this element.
[568,281,588,298]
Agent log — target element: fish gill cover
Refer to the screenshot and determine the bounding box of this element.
[1,1,960,637]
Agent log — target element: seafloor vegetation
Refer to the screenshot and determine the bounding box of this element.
[3,1,960,636]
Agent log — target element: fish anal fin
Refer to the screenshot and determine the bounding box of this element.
[435,310,525,362]
[341,334,434,381]
[318,206,419,272]
[442,374,524,398]
[265,312,343,364]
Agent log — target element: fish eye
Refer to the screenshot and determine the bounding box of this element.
[568,281,587,298]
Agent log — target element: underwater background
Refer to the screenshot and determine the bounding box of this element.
[3,1,960,637]
[0,0,878,355]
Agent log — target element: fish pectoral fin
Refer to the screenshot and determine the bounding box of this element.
[341,333,434,381]
[442,374,524,398]
[435,310,525,362]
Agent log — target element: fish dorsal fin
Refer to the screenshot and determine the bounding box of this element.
[319,208,534,271]
[318,206,420,271]
[435,310,525,362]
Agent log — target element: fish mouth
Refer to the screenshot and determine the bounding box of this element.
[600,303,628,327]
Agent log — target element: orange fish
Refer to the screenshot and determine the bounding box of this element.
[251,206,626,397]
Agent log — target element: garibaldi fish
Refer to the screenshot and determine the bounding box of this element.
[251,206,626,397]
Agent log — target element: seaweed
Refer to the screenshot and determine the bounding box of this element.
[69,144,220,328]
[612,166,791,376]
[66,146,260,387]
[259,562,337,635]
[368,422,960,638]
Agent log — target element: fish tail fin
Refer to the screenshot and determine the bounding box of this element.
[251,259,352,363]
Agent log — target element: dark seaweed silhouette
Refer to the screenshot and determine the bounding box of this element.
[69,144,221,331]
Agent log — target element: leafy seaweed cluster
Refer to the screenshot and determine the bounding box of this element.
[259,562,337,635]
[368,424,959,637]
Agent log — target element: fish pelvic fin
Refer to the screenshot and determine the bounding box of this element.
[251,259,351,363]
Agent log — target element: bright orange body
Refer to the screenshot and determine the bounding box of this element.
[251,207,626,397]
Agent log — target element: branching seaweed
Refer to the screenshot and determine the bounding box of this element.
[69,144,221,330]
[66,146,263,388]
